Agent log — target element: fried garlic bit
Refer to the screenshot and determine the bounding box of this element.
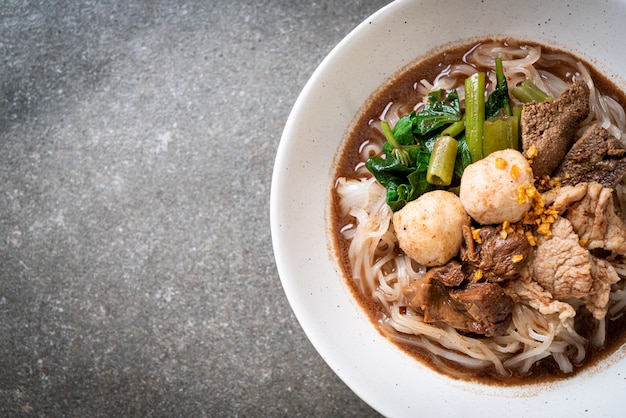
[499,220,515,239]
[525,230,538,246]
[535,173,564,193]
[525,143,538,160]
[471,227,482,244]
[517,182,559,243]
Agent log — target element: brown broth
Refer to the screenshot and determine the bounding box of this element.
[331,38,626,385]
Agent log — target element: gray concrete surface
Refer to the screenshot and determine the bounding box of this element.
[0,1,390,416]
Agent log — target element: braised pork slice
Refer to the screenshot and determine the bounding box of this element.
[521,80,590,177]
[531,217,593,299]
[504,270,576,321]
[563,182,626,255]
[543,183,588,212]
[403,273,478,333]
[460,225,531,282]
[529,216,619,319]
[554,124,626,188]
[449,282,513,336]
[403,269,513,337]
[588,257,621,319]
[427,260,465,287]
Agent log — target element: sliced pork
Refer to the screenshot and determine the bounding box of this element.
[563,182,626,255]
[504,270,576,321]
[528,216,619,319]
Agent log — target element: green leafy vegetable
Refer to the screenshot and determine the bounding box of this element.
[415,89,463,135]
[387,114,416,146]
[365,89,466,211]
[485,56,512,119]
[512,80,553,103]
[365,148,433,212]
[363,57,532,210]
[380,120,411,166]
[483,116,519,156]
[427,135,458,186]
[464,72,486,163]
[441,117,465,138]
[454,136,472,178]
[482,56,519,155]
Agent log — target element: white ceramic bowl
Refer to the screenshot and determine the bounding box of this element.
[271,0,626,416]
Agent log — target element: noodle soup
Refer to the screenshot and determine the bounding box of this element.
[331,39,626,384]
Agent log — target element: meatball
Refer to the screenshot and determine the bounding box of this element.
[459,149,533,225]
[393,190,470,267]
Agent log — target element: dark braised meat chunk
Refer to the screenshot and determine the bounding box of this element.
[460,225,532,282]
[426,260,465,287]
[403,277,478,333]
[553,124,626,188]
[401,262,466,313]
[449,282,514,337]
[521,80,590,177]
[403,267,513,337]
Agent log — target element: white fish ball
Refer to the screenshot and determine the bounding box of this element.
[459,149,533,225]
[393,190,470,267]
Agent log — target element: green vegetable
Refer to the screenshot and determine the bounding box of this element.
[388,113,417,146]
[365,89,462,211]
[485,56,512,118]
[367,80,524,209]
[366,118,433,211]
[441,117,465,138]
[464,72,486,163]
[365,149,433,212]
[512,80,553,103]
[482,56,519,156]
[512,104,522,121]
[454,136,472,178]
[482,116,519,156]
[381,120,411,166]
[415,89,463,135]
[427,135,458,186]
[513,104,522,148]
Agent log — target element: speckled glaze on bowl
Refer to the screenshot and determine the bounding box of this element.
[271,0,626,416]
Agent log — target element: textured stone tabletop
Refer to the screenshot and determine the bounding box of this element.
[0,1,389,416]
